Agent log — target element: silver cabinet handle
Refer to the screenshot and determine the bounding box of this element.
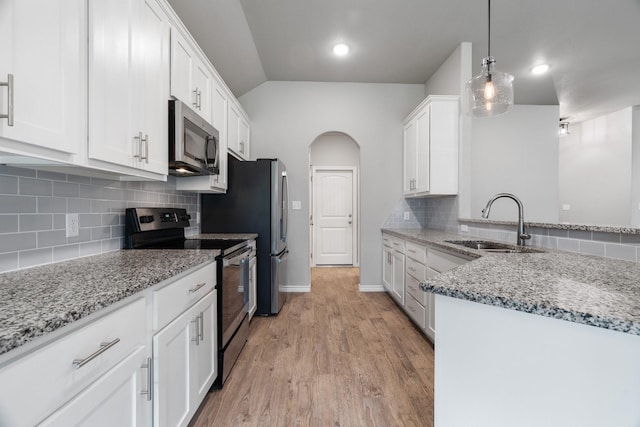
[348,221,352,225]
[72,338,120,369]
[192,88,198,108]
[239,141,245,154]
[191,316,200,345]
[0,74,13,126]
[140,357,153,401]
[189,282,206,293]
[197,90,202,110]
[133,131,143,160]
[198,312,204,341]
[141,134,149,163]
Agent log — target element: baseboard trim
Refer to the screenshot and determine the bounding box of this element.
[282,284,311,293]
[359,284,385,292]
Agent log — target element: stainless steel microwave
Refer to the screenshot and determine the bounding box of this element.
[168,99,219,176]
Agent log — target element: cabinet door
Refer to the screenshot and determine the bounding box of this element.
[153,307,194,427]
[382,245,393,291]
[425,267,438,341]
[0,0,84,155]
[238,116,250,159]
[88,0,137,168]
[414,107,430,193]
[192,291,217,405]
[392,251,405,305]
[227,102,240,157]
[211,79,228,190]
[135,0,170,175]
[40,346,150,427]
[192,59,212,121]
[170,29,194,106]
[403,120,416,195]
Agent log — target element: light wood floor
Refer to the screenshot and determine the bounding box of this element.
[190,267,435,427]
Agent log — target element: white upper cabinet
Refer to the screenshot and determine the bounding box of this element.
[227,100,250,160]
[88,0,170,177]
[403,95,459,197]
[0,0,85,160]
[170,28,212,122]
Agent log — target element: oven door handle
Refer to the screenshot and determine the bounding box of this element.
[223,247,252,266]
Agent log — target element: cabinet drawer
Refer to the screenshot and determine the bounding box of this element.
[429,248,468,273]
[391,237,405,253]
[0,297,146,427]
[406,272,427,306]
[382,233,393,247]
[405,293,426,329]
[153,261,216,330]
[406,257,426,281]
[405,241,427,264]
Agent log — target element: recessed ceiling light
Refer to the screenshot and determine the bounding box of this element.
[333,43,349,56]
[531,64,550,75]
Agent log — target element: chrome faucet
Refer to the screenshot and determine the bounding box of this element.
[481,193,531,246]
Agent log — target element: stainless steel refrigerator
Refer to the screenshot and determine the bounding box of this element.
[201,156,288,315]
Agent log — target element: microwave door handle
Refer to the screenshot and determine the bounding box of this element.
[206,135,218,169]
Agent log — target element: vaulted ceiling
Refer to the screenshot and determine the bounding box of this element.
[168,0,640,123]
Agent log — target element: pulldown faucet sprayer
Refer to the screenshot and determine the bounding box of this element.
[481,193,531,246]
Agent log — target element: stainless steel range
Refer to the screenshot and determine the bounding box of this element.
[125,207,251,388]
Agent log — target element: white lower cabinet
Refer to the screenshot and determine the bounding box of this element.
[153,290,217,427]
[40,346,151,427]
[382,233,470,343]
[0,297,149,427]
[382,233,405,306]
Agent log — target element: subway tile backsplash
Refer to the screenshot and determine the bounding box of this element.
[0,165,200,273]
[385,195,640,263]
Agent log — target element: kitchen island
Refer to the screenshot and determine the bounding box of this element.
[384,228,640,427]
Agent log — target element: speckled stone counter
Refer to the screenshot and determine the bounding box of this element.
[383,228,640,336]
[190,233,258,240]
[0,250,218,357]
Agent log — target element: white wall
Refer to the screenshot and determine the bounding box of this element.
[239,81,425,289]
[310,133,360,167]
[559,107,633,225]
[469,105,560,223]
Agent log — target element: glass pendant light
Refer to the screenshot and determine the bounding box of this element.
[466,0,514,117]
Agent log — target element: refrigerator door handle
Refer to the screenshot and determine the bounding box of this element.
[281,172,288,243]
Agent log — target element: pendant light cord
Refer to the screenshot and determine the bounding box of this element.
[487,0,491,58]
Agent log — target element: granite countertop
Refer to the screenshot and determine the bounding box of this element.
[190,233,258,240]
[0,249,219,358]
[383,228,640,336]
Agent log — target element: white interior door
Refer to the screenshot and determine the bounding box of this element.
[313,169,354,265]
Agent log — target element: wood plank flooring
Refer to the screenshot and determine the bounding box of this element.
[190,267,434,427]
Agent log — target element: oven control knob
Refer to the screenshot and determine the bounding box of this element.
[140,215,154,224]
[181,214,191,221]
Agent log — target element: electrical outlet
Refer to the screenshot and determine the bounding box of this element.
[403,211,410,220]
[460,224,469,232]
[292,201,302,210]
[562,204,571,211]
[66,213,79,238]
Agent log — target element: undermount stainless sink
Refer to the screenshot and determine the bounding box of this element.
[444,240,544,253]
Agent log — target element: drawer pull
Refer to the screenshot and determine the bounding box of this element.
[72,338,120,369]
[140,357,153,401]
[408,249,416,253]
[408,267,416,272]
[189,282,206,293]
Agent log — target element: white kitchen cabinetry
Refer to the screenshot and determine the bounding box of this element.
[382,233,471,342]
[382,233,405,306]
[152,262,217,427]
[0,297,150,427]
[40,346,150,427]
[170,28,212,122]
[0,0,85,162]
[88,0,170,177]
[403,95,459,197]
[227,101,250,160]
